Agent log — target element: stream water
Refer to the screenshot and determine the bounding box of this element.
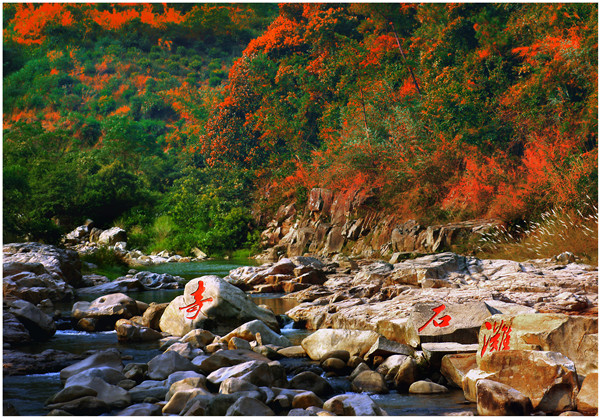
[3,259,476,416]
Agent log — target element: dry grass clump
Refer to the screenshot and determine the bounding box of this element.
[477,200,598,266]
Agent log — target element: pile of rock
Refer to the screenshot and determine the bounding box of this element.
[3,242,83,303]
[77,270,184,295]
[64,222,128,253]
[63,222,208,266]
[225,256,334,294]
[283,252,597,336]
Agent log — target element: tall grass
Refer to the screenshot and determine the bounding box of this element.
[477,200,598,265]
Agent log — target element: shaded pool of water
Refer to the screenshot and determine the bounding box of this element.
[4,372,63,416]
[371,390,476,415]
[139,258,257,281]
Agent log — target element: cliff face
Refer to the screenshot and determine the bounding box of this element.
[258,188,503,261]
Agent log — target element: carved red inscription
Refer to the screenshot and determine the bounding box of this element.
[481,320,512,355]
[418,304,452,332]
[179,281,213,320]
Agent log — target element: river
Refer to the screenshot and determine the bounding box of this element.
[3,259,476,416]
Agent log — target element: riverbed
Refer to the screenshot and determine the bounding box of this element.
[3,259,476,416]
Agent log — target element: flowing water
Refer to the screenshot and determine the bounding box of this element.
[3,259,475,416]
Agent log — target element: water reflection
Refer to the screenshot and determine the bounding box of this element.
[250,293,300,316]
[371,390,476,415]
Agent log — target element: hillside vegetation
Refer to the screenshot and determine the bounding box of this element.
[3,3,597,259]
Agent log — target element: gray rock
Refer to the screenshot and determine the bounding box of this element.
[166,376,209,401]
[289,371,333,397]
[198,349,271,374]
[288,408,318,416]
[128,380,168,403]
[166,370,205,387]
[3,242,83,288]
[409,380,449,394]
[219,377,260,394]
[72,293,140,331]
[98,227,127,246]
[207,360,273,387]
[147,350,198,380]
[3,311,32,345]
[64,366,125,386]
[60,348,122,381]
[46,385,98,405]
[3,349,85,376]
[63,375,131,408]
[278,346,307,358]
[225,396,275,416]
[45,396,110,415]
[323,393,387,416]
[351,371,389,394]
[7,298,56,340]
[117,403,163,416]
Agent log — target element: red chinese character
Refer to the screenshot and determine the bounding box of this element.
[418,304,452,332]
[481,320,512,356]
[179,281,213,320]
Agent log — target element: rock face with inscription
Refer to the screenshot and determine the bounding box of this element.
[159,276,280,337]
[285,252,597,350]
[477,313,598,377]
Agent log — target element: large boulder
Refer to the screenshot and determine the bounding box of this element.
[60,348,123,381]
[6,298,56,340]
[128,380,169,403]
[72,293,140,331]
[440,353,478,388]
[3,242,83,288]
[225,396,275,416]
[476,379,533,416]
[159,276,279,337]
[131,271,181,290]
[289,371,333,397]
[45,396,110,415]
[410,301,494,344]
[63,374,131,408]
[222,320,291,348]
[301,329,380,360]
[198,349,271,375]
[3,311,32,345]
[98,227,127,246]
[3,349,85,376]
[477,313,598,377]
[351,371,389,394]
[207,360,284,388]
[480,350,579,413]
[118,403,163,416]
[577,373,598,415]
[147,351,199,381]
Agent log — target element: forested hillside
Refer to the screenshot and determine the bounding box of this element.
[3,3,597,258]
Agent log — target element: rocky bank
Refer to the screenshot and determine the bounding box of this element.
[2,239,598,416]
[258,187,503,261]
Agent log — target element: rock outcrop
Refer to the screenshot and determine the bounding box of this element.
[3,243,83,303]
[258,187,503,260]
